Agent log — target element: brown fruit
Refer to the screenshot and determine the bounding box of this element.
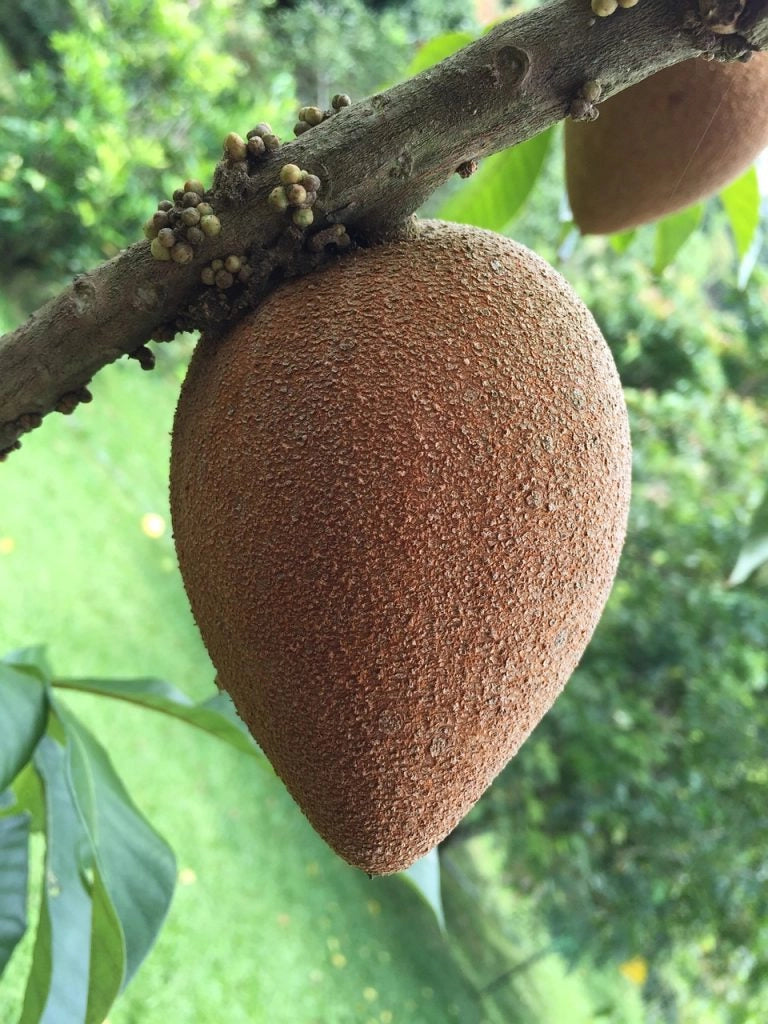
[566,55,768,234]
[170,221,631,874]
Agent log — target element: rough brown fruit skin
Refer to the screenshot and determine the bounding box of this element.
[566,54,768,234]
[170,221,631,875]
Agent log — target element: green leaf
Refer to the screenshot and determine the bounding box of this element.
[53,675,264,761]
[2,763,46,833]
[438,128,554,232]
[728,487,768,586]
[653,204,703,275]
[720,166,760,260]
[2,647,53,683]
[56,705,176,987]
[21,734,128,1024]
[401,848,445,930]
[0,813,30,978]
[20,737,95,1024]
[406,31,474,76]
[0,663,48,791]
[85,867,125,1024]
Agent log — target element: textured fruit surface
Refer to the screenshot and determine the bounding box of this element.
[170,221,631,874]
[566,54,768,234]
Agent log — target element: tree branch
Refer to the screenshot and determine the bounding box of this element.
[2,0,766,457]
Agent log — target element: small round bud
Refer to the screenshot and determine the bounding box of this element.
[211,259,224,271]
[150,237,172,261]
[152,210,171,231]
[157,227,176,248]
[224,254,242,273]
[172,188,185,202]
[301,191,318,208]
[331,93,351,110]
[617,0,638,6]
[181,206,201,226]
[215,269,234,289]
[262,133,281,152]
[298,107,310,121]
[292,207,314,229]
[157,200,174,212]
[248,122,272,138]
[237,264,254,283]
[144,218,159,240]
[247,135,266,157]
[303,106,324,126]
[301,173,321,193]
[197,203,214,217]
[186,226,205,246]
[200,214,222,237]
[286,183,307,206]
[581,79,602,103]
[182,191,201,207]
[171,242,194,264]
[184,179,206,196]
[591,0,618,14]
[201,266,216,286]
[224,131,247,161]
[280,163,303,185]
[269,186,289,211]
[294,121,311,137]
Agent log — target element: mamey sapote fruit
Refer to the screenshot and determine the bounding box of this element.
[566,54,768,234]
[170,221,631,874]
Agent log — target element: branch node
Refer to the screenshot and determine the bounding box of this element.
[491,45,531,90]
[456,159,479,178]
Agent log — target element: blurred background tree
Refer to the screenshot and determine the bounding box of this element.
[1,2,767,1022]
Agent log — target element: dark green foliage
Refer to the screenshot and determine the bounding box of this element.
[469,383,768,1012]
[0,0,475,291]
[0,0,72,70]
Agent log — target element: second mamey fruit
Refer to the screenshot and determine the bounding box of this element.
[170,221,632,874]
[566,54,768,234]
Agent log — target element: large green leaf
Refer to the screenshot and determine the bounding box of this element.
[57,705,176,987]
[0,813,30,978]
[728,486,768,586]
[20,737,97,1024]
[85,869,126,1024]
[53,675,264,761]
[653,204,703,274]
[0,663,48,791]
[401,847,445,930]
[20,735,127,1024]
[406,31,474,76]
[437,128,554,232]
[720,166,760,260]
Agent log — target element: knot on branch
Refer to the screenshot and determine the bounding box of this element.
[491,45,531,91]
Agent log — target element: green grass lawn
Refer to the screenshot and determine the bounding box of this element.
[0,348,645,1023]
